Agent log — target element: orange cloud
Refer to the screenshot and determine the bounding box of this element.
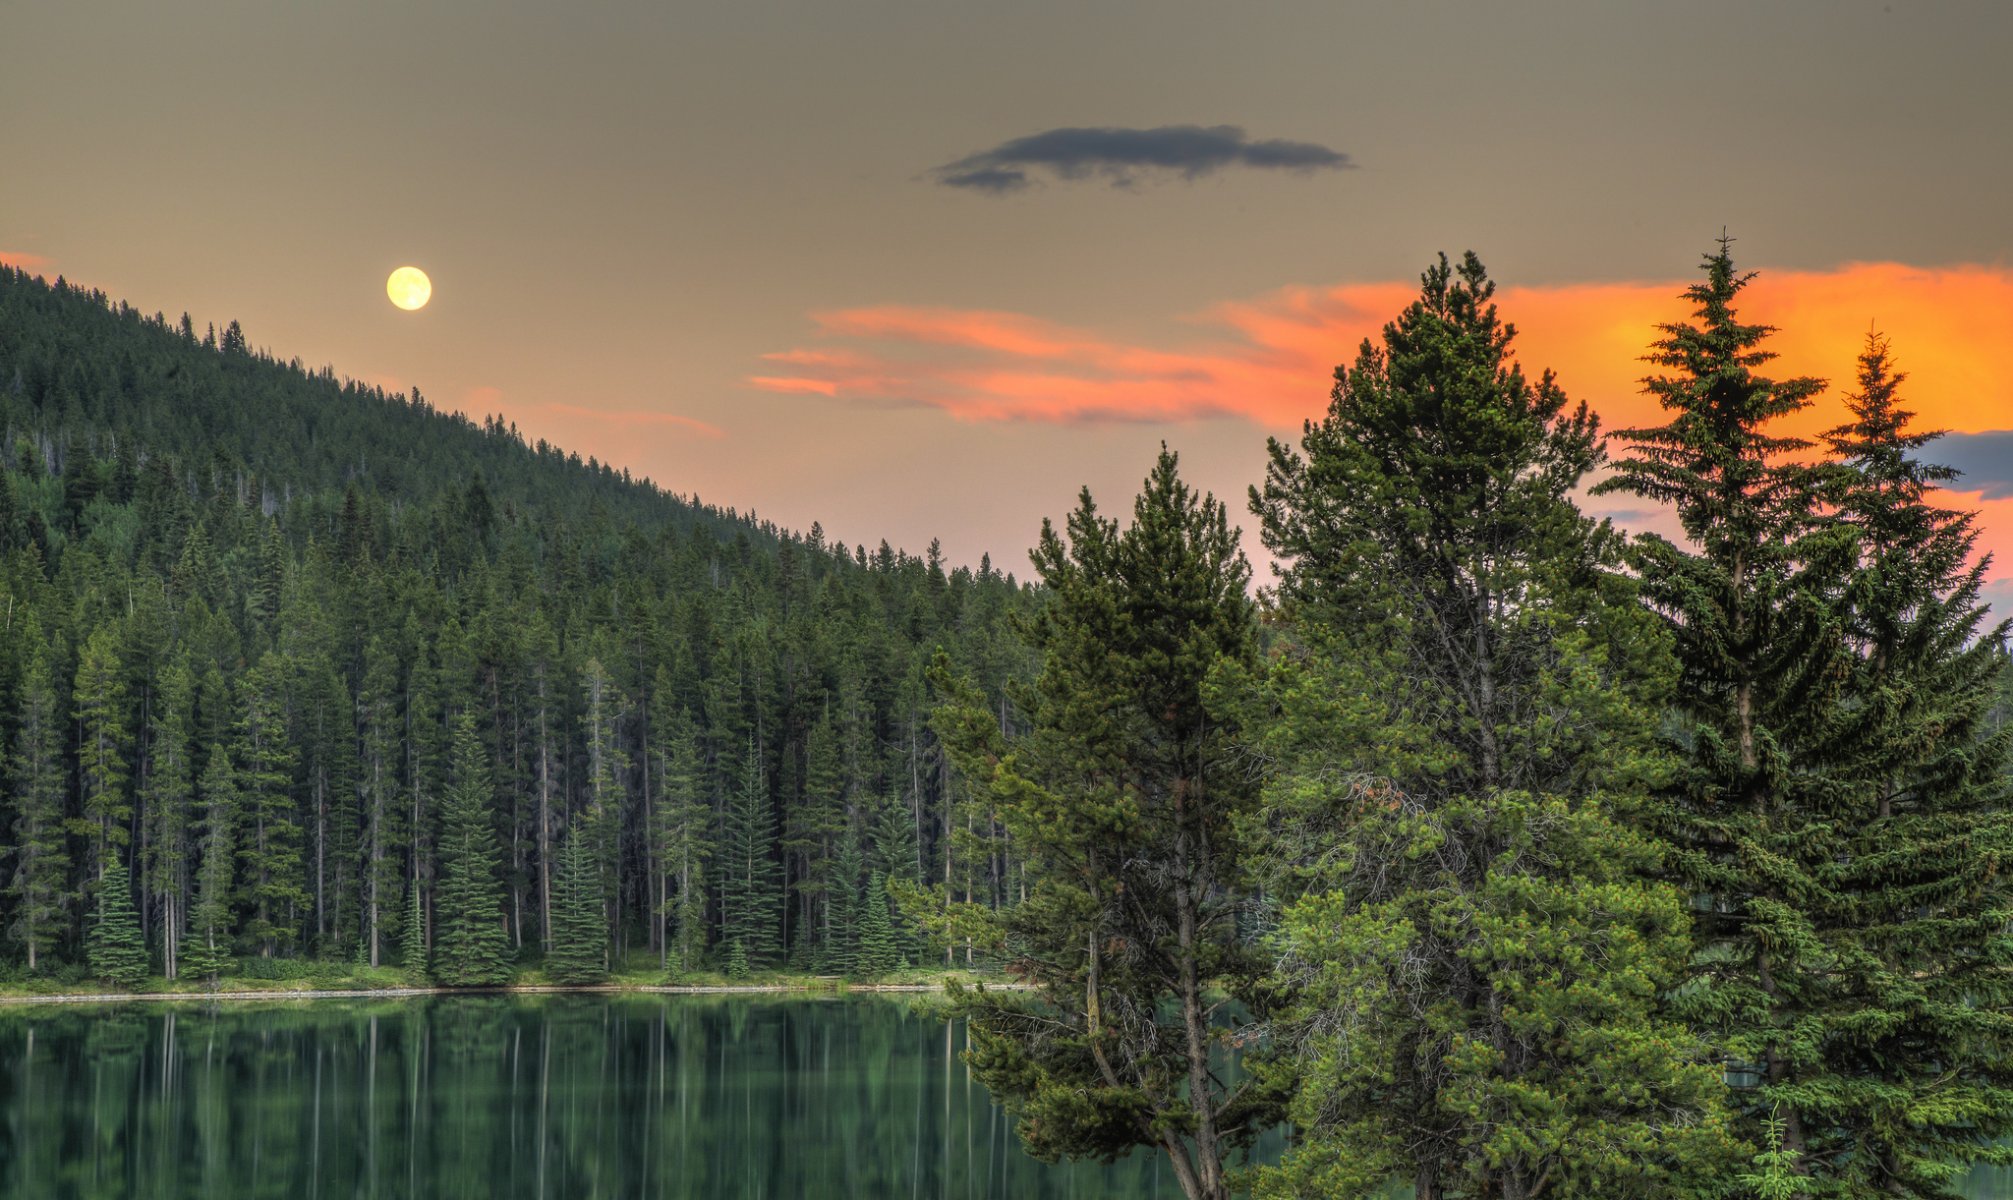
[756,259,2013,590]
[753,262,2013,440]
[0,250,52,274]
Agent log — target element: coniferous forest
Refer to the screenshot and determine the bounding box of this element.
[5,243,2013,1200]
[0,263,1033,988]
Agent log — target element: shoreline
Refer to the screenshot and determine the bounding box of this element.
[0,980,994,1007]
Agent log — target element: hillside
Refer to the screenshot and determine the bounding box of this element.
[0,266,1033,981]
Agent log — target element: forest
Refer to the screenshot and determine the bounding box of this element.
[5,243,2013,1199]
[0,263,1033,988]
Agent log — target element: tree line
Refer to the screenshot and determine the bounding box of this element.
[931,246,2013,1199]
[0,265,1035,988]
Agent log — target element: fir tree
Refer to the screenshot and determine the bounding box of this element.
[431,713,512,986]
[8,640,69,971]
[724,939,749,980]
[1802,333,2013,1195]
[546,827,609,984]
[1593,241,1846,1169]
[75,625,132,882]
[824,823,865,975]
[236,652,305,956]
[182,748,238,983]
[717,737,783,966]
[1253,253,1739,1199]
[401,884,426,974]
[87,866,149,986]
[855,871,898,977]
[935,448,1264,1200]
[143,659,196,980]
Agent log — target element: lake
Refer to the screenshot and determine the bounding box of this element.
[2,994,2008,1199]
[0,994,1183,1199]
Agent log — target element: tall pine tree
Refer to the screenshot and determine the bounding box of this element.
[431,713,512,986]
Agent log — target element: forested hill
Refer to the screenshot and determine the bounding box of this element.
[0,264,1035,983]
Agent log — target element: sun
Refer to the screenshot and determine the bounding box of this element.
[386,266,431,311]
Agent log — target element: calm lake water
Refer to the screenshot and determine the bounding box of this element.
[1,994,2007,1199]
[0,994,1186,1199]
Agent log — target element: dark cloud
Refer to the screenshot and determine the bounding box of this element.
[1936,430,2013,499]
[933,124,1351,192]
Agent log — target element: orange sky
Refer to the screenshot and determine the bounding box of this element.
[756,261,2013,596]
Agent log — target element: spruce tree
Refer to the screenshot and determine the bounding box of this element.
[935,448,1264,1200]
[8,639,69,971]
[235,652,305,956]
[431,713,512,986]
[1252,253,1739,1199]
[855,870,899,976]
[143,660,196,980]
[1592,241,1846,1170]
[75,625,132,882]
[824,824,865,975]
[182,748,238,983]
[717,737,783,966]
[87,867,149,987]
[547,827,609,984]
[401,884,427,975]
[1804,334,2013,1195]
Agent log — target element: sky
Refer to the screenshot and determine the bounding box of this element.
[5,0,2011,603]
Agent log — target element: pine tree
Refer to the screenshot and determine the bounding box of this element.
[143,659,196,980]
[1801,333,2013,1195]
[1592,241,1846,1170]
[431,713,512,986]
[824,823,865,975]
[547,827,609,984]
[87,865,149,986]
[75,625,132,882]
[401,883,426,974]
[934,448,1264,1200]
[651,701,710,971]
[579,656,627,954]
[235,652,305,956]
[717,736,783,966]
[181,748,238,983]
[724,938,749,980]
[855,871,898,976]
[1252,253,1739,1199]
[8,640,69,971]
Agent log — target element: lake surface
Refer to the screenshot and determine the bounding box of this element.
[2,994,2008,1199]
[0,994,1188,1200]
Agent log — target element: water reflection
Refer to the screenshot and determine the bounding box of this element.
[0,995,1179,1200]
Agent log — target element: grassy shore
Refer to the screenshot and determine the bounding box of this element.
[0,958,1010,1004]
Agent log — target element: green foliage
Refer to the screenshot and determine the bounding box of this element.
[546,829,609,984]
[936,447,1264,1200]
[401,884,426,974]
[1252,253,1741,1198]
[855,871,899,977]
[0,265,1030,984]
[86,869,149,986]
[431,715,512,986]
[724,939,749,980]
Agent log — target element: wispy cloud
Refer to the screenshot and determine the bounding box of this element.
[752,262,2013,437]
[932,124,1352,192]
[0,250,53,273]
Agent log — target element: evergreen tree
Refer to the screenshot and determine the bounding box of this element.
[1252,253,1739,1199]
[855,870,898,976]
[1593,241,1847,1170]
[935,448,1264,1200]
[431,713,512,986]
[547,827,609,984]
[75,624,131,882]
[182,749,238,982]
[8,640,69,971]
[717,737,783,966]
[143,659,196,980]
[724,938,749,980]
[824,823,865,975]
[235,652,305,956]
[401,884,426,974]
[87,865,149,986]
[1801,333,2013,1195]
[651,701,710,971]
